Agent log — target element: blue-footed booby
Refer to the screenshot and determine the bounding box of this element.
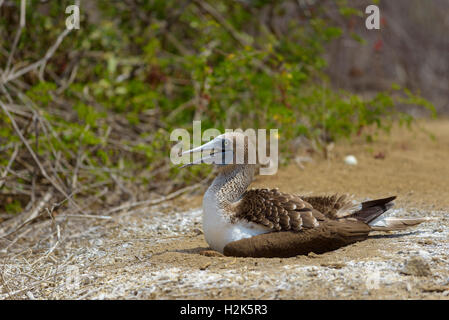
[182,132,431,258]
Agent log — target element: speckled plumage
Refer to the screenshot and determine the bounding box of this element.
[233,188,315,231]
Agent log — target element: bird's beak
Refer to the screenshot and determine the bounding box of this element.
[180,138,231,168]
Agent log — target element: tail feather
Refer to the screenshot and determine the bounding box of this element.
[370,217,434,231]
[361,196,397,210]
[350,196,396,224]
[349,196,432,231]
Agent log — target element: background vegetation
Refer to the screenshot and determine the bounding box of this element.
[0,0,437,220]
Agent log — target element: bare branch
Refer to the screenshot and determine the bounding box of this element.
[192,0,250,46]
[0,190,53,239]
[104,182,204,216]
[0,143,20,190]
[1,28,71,85]
[4,0,26,73]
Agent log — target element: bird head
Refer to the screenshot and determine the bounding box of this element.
[181,132,256,168]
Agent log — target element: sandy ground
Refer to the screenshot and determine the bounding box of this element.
[0,119,448,299]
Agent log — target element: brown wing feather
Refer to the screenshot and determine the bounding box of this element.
[234,191,363,232]
[234,189,319,231]
[299,194,358,219]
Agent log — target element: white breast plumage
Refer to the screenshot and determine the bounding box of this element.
[202,186,270,253]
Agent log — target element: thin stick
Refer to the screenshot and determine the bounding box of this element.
[0,144,19,189]
[1,103,33,119]
[0,274,63,299]
[0,190,53,238]
[1,227,32,254]
[0,271,12,299]
[60,214,112,220]
[105,182,203,216]
[2,28,71,85]
[56,62,79,94]
[4,0,26,73]
[192,0,248,46]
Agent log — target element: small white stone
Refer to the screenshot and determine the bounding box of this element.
[344,155,358,165]
[418,250,431,260]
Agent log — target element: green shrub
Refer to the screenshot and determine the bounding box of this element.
[0,0,435,213]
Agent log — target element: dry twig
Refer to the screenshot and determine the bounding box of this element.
[105,182,204,216]
[0,190,53,239]
[0,144,20,190]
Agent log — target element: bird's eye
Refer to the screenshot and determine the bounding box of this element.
[224,140,229,146]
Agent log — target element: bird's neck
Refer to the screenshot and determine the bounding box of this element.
[207,165,256,207]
